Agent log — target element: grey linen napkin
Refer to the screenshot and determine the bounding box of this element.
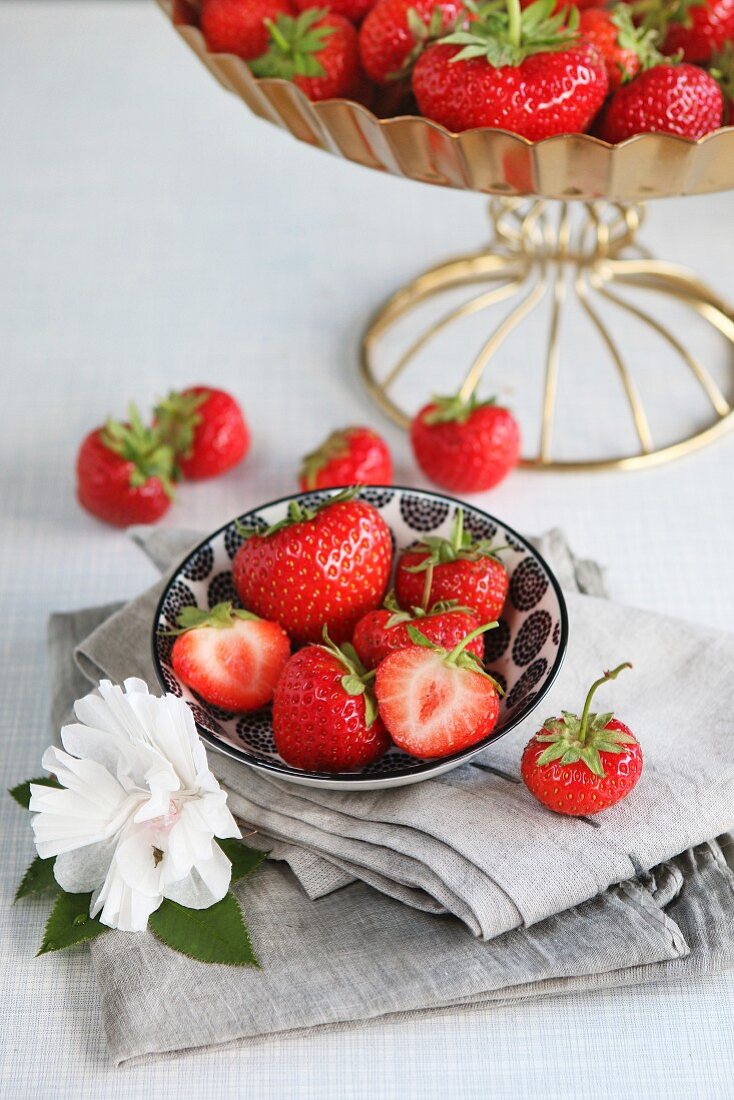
[49,529,734,1063]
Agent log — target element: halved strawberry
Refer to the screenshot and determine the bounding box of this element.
[352,595,484,669]
[169,602,291,712]
[374,624,500,758]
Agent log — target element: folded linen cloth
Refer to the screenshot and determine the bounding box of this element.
[48,529,734,1063]
[72,528,734,941]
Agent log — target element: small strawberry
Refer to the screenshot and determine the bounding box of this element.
[411,392,520,494]
[634,0,734,63]
[154,386,250,481]
[359,0,466,85]
[579,5,662,90]
[169,602,291,712]
[233,488,392,646]
[375,624,500,758]
[250,9,361,100]
[598,60,723,140]
[352,594,484,668]
[294,0,374,25]
[521,662,642,816]
[273,633,390,771]
[201,0,296,59]
[76,407,176,528]
[412,0,608,138]
[395,509,509,625]
[299,426,393,491]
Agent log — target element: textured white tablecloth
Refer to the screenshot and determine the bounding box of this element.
[2,1,734,1096]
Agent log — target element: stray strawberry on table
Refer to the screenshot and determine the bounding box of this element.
[410,393,520,494]
[299,425,393,490]
[155,385,250,480]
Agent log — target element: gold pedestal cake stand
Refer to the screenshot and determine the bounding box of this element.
[160,0,734,471]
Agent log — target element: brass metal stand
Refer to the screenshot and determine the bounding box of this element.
[360,200,734,471]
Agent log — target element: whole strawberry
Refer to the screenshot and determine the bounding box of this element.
[412,0,608,138]
[250,9,360,100]
[294,0,374,25]
[155,386,250,480]
[652,0,734,63]
[395,508,509,624]
[299,426,393,491]
[76,407,175,528]
[273,634,390,771]
[521,663,642,815]
[169,602,291,712]
[201,0,296,59]
[580,4,662,91]
[352,595,484,668]
[598,61,723,141]
[359,0,466,85]
[233,489,392,645]
[375,624,500,758]
[411,393,520,494]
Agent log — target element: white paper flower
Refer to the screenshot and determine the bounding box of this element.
[29,679,241,932]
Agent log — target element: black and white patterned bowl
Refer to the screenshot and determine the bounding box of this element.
[151,487,568,790]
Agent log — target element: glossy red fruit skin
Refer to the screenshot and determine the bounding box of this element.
[521,718,643,815]
[299,427,393,491]
[178,387,249,480]
[395,551,509,623]
[294,0,374,24]
[663,0,734,62]
[412,42,608,138]
[232,500,392,645]
[598,63,723,141]
[359,0,464,84]
[171,620,291,712]
[292,13,361,100]
[76,429,171,528]
[352,607,484,669]
[201,0,296,59]
[411,401,520,493]
[579,8,641,91]
[273,647,391,771]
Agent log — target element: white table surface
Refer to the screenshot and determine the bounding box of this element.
[2,1,734,1095]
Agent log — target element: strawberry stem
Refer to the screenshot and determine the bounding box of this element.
[420,562,434,612]
[265,16,289,51]
[578,662,632,744]
[445,621,497,665]
[507,0,522,49]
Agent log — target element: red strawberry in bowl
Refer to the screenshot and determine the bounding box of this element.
[412,0,608,138]
[233,489,392,645]
[641,0,734,63]
[598,60,723,141]
[155,386,250,480]
[299,426,393,491]
[250,9,361,100]
[359,0,466,85]
[169,602,291,712]
[352,595,484,669]
[375,624,501,758]
[76,407,176,528]
[521,663,642,815]
[411,393,520,494]
[579,4,662,91]
[200,0,296,59]
[273,634,391,771]
[395,508,509,624]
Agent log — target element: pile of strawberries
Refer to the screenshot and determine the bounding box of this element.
[199,0,734,140]
[168,500,509,770]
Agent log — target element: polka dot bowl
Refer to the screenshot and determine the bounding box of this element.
[151,487,568,790]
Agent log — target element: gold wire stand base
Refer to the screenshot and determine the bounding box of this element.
[360,199,734,472]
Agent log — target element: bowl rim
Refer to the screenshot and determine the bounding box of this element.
[151,485,569,784]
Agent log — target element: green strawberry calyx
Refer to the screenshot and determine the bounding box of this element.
[100,404,177,499]
[236,487,360,540]
[609,4,664,78]
[299,428,354,490]
[712,41,734,103]
[249,10,336,81]
[631,0,705,35]
[383,592,475,629]
[423,391,499,426]
[403,508,507,609]
[406,623,503,692]
[388,6,466,81]
[320,629,379,727]
[153,389,209,466]
[439,0,580,69]
[163,601,262,637]
[534,662,635,778]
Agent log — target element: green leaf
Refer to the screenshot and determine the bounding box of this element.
[580,746,606,778]
[536,742,569,766]
[217,838,266,883]
[9,776,60,809]
[37,891,108,955]
[341,674,366,696]
[149,893,259,967]
[15,855,60,901]
[405,625,434,648]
